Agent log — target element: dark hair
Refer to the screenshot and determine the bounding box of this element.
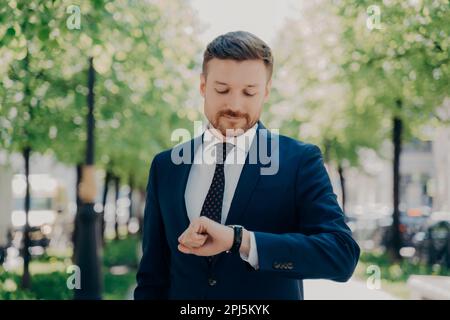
[202,31,274,80]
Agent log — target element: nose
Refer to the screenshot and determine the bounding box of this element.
[225,91,243,112]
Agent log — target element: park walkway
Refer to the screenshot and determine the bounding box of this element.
[126,277,398,300]
[304,277,398,300]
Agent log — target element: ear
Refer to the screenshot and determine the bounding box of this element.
[200,73,206,98]
[263,79,272,103]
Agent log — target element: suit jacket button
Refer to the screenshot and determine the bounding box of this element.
[287,262,294,270]
[273,262,280,269]
[208,278,217,286]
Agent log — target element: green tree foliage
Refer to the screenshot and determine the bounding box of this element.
[0,0,203,190]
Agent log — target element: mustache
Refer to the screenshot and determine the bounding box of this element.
[218,110,248,118]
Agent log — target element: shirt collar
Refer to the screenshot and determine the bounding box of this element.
[203,122,258,155]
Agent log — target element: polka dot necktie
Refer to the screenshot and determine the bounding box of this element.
[200,142,234,263]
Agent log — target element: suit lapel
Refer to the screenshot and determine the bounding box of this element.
[224,122,267,225]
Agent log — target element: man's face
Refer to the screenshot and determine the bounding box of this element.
[200,58,272,137]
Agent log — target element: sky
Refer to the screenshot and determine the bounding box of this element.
[189,0,300,46]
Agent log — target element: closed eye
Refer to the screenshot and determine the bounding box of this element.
[215,89,256,97]
[215,89,255,97]
[215,89,229,94]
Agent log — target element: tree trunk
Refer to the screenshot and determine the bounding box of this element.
[127,175,134,233]
[21,39,32,289]
[390,100,403,261]
[71,163,83,261]
[21,147,31,289]
[114,176,120,240]
[337,164,346,215]
[101,170,111,245]
[73,56,102,300]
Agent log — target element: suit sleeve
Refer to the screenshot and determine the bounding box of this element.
[134,155,171,299]
[253,144,360,282]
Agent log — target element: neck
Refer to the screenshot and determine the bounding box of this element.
[207,122,258,140]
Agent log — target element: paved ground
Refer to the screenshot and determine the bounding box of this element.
[127,277,398,300]
[303,277,398,300]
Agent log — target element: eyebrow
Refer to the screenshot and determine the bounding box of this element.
[214,81,258,88]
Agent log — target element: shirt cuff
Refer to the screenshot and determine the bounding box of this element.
[239,231,259,270]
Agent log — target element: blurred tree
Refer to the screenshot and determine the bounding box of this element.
[271,1,449,262]
[0,0,203,293]
[0,0,78,289]
[270,0,384,214]
[91,0,203,237]
[336,0,449,260]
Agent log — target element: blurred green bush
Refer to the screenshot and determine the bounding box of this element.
[0,236,141,300]
[103,235,140,268]
[359,251,450,283]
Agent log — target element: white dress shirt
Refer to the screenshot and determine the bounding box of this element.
[184,122,259,269]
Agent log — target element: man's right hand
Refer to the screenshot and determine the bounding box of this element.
[178,217,209,249]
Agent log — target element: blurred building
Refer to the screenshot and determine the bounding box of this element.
[401,139,434,210]
[0,158,13,248]
[0,151,140,247]
[433,127,450,211]
[332,136,440,217]
[0,152,80,253]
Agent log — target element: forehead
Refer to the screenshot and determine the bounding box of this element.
[206,58,268,86]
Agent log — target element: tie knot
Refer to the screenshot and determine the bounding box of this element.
[216,142,234,164]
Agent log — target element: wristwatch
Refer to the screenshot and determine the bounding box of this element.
[226,225,243,254]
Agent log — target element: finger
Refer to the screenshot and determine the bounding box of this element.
[197,234,208,246]
[178,243,192,254]
[179,243,207,257]
[179,228,207,242]
[188,239,207,248]
[178,229,194,243]
[192,233,208,241]
[181,234,207,248]
[178,221,199,240]
[195,216,211,233]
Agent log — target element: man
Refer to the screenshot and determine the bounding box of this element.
[134,31,360,300]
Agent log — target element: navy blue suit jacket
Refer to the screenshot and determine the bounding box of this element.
[134,122,360,300]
